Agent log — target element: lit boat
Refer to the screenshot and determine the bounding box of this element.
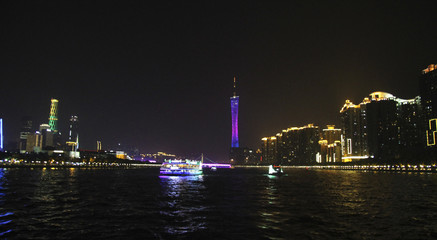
[160,159,203,176]
[268,165,284,175]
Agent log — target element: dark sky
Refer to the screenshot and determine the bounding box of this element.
[1,1,436,161]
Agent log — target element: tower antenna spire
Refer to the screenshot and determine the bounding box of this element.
[233,76,237,97]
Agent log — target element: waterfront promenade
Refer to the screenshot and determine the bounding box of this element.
[232,164,437,173]
[1,159,436,173]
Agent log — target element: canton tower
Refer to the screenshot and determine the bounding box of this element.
[231,77,239,148]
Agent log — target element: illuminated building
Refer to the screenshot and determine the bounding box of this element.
[263,124,319,165]
[340,99,369,162]
[0,118,3,151]
[420,64,437,150]
[143,151,177,163]
[116,151,127,159]
[230,147,258,165]
[68,116,78,142]
[48,98,59,133]
[318,125,342,163]
[39,124,54,148]
[261,136,277,165]
[19,116,33,153]
[25,131,43,153]
[97,141,102,151]
[341,92,422,162]
[366,92,400,161]
[420,64,437,119]
[66,116,79,151]
[397,96,423,157]
[230,77,239,148]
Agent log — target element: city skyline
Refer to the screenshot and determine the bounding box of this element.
[1,1,436,161]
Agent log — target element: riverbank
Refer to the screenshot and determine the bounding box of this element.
[1,162,436,173]
[306,164,437,173]
[232,164,437,173]
[0,162,160,168]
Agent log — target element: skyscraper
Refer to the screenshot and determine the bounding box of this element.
[19,116,33,153]
[263,124,319,165]
[230,77,239,148]
[340,99,369,162]
[319,125,342,163]
[340,92,422,162]
[97,141,102,151]
[66,116,79,151]
[261,136,277,165]
[25,131,43,153]
[419,64,437,148]
[39,124,54,148]
[366,92,400,161]
[420,64,437,119]
[48,99,59,133]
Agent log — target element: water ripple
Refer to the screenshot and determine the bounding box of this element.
[0,168,433,239]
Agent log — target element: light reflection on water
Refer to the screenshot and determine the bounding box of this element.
[0,168,13,237]
[256,174,286,238]
[0,167,433,239]
[159,175,207,236]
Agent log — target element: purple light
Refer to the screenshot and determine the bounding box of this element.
[231,96,239,148]
[160,169,202,175]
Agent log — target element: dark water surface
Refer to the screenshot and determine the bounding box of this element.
[0,167,436,239]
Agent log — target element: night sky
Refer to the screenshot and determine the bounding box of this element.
[1,1,436,161]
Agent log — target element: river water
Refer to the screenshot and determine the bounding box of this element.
[0,167,436,239]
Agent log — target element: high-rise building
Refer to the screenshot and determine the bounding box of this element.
[66,116,79,151]
[261,136,277,165]
[68,116,78,142]
[419,64,437,149]
[48,99,59,133]
[26,131,43,153]
[340,92,422,162]
[340,99,369,162]
[366,92,399,161]
[420,64,437,119]
[19,116,33,153]
[230,77,239,148]
[39,124,54,148]
[319,125,342,163]
[97,141,102,151]
[263,124,319,165]
[397,96,423,158]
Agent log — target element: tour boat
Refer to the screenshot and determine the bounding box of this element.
[160,159,203,176]
[268,165,284,175]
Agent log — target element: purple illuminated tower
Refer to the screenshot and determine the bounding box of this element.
[231,77,239,148]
